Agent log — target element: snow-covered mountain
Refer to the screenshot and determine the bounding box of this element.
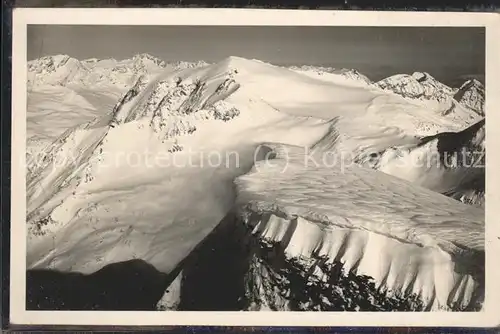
[288,66,484,126]
[27,54,210,158]
[376,71,456,102]
[28,53,209,90]
[28,54,90,88]
[374,72,485,125]
[338,118,485,207]
[26,56,485,312]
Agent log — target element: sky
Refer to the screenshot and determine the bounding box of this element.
[27,25,485,86]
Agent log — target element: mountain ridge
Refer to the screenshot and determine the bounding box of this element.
[28,54,486,122]
[28,53,210,90]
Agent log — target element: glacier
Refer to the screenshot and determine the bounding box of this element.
[25,55,485,311]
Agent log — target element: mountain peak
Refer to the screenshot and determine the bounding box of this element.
[28,54,86,87]
[28,53,174,89]
[412,71,429,82]
[29,54,77,68]
[131,53,167,68]
[209,56,275,76]
[222,56,258,68]
[460,78,484,90]
[376,72,454,103]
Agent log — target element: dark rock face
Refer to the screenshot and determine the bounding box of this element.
[178,212,252,311]
[417,118,485,166]
[244,241,426,312]
[415,118,485,206]
[27,259,170,310]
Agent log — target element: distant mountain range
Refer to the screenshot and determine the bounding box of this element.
[28,53,209,90]
[29,53,485,120]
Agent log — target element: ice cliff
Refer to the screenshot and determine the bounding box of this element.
[155,143,484,312]
[232,144,484,311]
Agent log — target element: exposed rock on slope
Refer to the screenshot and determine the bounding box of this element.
[26,65,242,236]
[416,118,485,206]
[454,79,485,116]
[375,72,485,125]
[363,119,485,206]
[335,68,372,84]
[110,70,241,142]
[376,72,456,102]
[28,55,90,89]
[307,113,485,207]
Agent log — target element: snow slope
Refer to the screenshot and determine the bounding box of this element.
[27,86,120,141]
[26,54,209,168]
[26,85,123,167]
[26,56,485,311]
[311,117,485,207]
[28,53,208,91]
[289,65,372,86]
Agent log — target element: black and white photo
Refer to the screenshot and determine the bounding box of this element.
[9,8,500,327]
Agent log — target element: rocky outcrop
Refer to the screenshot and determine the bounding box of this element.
[110,70,241,143]
[333,68,372,84]
[28,55,89,89]
[454,79,485,116]
[376,72,456,103]
[415,119,485,206]
[355,119,485,206]
[26,64,242,236]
